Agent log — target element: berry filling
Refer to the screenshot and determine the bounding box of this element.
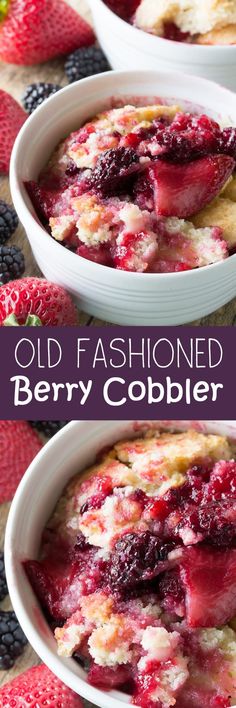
[25,429,236,708]
[26,103,236,273]
[105,0,236,48]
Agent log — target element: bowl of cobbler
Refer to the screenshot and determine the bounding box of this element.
[89,0,236,91]
[10,70,236,324]
[5,420,236,708]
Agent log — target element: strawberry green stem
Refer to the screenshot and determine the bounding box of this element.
[0,0,9,22]
[3,313,42,326]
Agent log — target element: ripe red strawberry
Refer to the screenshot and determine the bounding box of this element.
[0,421,42,503]
[180,546,236,627]
[0,277,78,326]
[0,0,95,65]
[148,155,235,218]
[0,663,83,707]
[0,90,26,174]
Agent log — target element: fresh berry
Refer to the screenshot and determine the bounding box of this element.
[29,420,67,438]
[0,610,28,669]
[105,0,140,20]
[25,180,61,223]
[0,200,18,244]
[76,243,113,267]
[0,553,8,602]
[65,45,110,83]
[178,499,236,547]
[0,90,26,174]
[22,82,61,114]
[0,421,42,503]
[88,662,133,689]
[0,277,78,326]
[109,531,172,592]
[163,22,190,42]
[148,154,235,218]
[0,245,25,284]
[180,546,236,627]
[89,146,141,196]
[0,663,84,706]
[0,0,95,65]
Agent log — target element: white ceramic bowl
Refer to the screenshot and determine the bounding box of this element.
[5,419,236,708]
[88,0,236,91]
[10,70,236,326]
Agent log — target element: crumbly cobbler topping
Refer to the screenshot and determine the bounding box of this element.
[25,429,236,708]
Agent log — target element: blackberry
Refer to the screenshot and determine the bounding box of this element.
[0,245,25,284]
[0,610,28,669]
[0,201,18,245]
[22,82,61,114]
[109,531,171,592]
[90,146,140,196]
[29,421,67,438]
[65,45,110,83]
[0,553,8,602]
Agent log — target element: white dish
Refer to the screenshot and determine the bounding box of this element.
[88,0,236,92]
[10,70,236,325]
[5,419,236,708]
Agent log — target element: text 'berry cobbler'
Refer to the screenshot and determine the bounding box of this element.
[25,428,236,708]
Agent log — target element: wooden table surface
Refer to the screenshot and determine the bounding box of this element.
[0,0,236,700]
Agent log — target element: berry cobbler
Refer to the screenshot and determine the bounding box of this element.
[106,0,236,46]
[25,429,236,708]
[26,102,236,274]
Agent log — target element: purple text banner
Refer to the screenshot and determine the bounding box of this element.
[0,327,235,420]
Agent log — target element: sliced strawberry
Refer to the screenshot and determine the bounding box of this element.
[76,243,113,267]
[175,687,230,708]
[148,155,235,218]
[180,546,236,627]
[0,90,26,174]
[88,662,133,688]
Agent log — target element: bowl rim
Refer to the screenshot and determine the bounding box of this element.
[90,0,236,54]
[5,420,236,708]
[10,68,236,284]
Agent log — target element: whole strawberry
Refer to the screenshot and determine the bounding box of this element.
[0,90,26,174]
[0,0,95,65]
[0,663,84,707]
[0,421,42,503]
[0,277,78,326]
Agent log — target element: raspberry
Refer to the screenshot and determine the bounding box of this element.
[0,245,25,284]
[65,45,110,83]
[22,82,61,114]
[219,127,236,158]
[0,200,18,245]
[89,146,140,196]
[0,611,28,669]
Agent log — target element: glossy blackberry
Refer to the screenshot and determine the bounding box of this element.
[29,421,67,438]
[65,45,110,83]
[22,83,61,114]
[0,201,18,245]
[0,611,28,669]
[0,246,25,284]
[0,553,8,602]
[90,146,140,196]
